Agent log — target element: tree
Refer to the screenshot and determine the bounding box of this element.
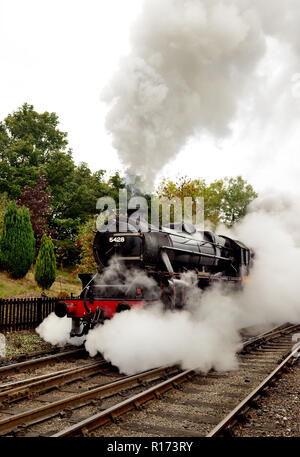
[107,171,126,202]
[35,234,56,290]
[0,103,69,199]
[0,193,9,236]
[157,176,257,228]
[51,165,120,222]
[16,174,52,239]
[157,176,217,225]
[0,203,35,278]
[53,239,80,269]
[48,217,81,241]
[157,176,206,201]
[220,176,258,227]
[0,105,122,238]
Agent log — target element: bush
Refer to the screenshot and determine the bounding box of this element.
[57,290,69,298]
[0,202,35,278]
[74,218,98,274]
[0,193,9,236]
[35,233,56,290]
[53,239,80,268]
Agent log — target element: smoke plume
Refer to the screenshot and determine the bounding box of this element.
[102,0,300,189]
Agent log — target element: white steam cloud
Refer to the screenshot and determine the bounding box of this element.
[85,302,241,375]
[102,0,300,189]
[36,313,85,347]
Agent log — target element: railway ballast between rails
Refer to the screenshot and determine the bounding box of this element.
[53,324,300,437]
[0,323,298,437]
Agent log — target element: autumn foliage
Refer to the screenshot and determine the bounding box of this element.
[17,174,52,239]
[74,218,98,274]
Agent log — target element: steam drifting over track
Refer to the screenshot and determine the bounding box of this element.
[0,324,297,437]
[52,324,300,437]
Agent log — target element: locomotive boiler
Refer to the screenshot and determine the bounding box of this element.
[55,215,251,337]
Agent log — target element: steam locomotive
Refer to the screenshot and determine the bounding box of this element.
[55,214,251,337]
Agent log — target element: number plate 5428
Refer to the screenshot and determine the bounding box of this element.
[109,237,125,243]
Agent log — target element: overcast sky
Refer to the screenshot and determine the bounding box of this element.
[0,0,299,195]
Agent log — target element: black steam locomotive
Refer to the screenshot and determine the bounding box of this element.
[55,215,251,337]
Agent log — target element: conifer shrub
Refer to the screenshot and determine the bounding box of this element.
[0,202,35,278]
[35,233,56,290]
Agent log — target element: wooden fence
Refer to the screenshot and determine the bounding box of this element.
[0,297,61,333]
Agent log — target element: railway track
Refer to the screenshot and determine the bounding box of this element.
[0,346,75,367]
[0,323,298,437]
[53,323,300,437]
[0,348,86,377]
[207,345,299,437]
[0,364,181,436]
[0,360,109,403]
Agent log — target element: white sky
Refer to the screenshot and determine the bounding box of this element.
[0,0,299,195]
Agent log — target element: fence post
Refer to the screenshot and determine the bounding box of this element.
[37,299,43,326]
[0,300,2,333]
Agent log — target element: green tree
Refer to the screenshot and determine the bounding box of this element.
[157,176,221,226]
[0,193,9,236]
[107,171,126,202]
[0,103,69,198]
[220,176,258,227]
[0,202,35,278]
[0,105,124,240]
[157,176,257,228]
[35,233,56,290]
[54,239,80,268]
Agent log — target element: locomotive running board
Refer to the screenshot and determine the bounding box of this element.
[116,256,142,261]
[112,233,143,237]
[160,245,232,262]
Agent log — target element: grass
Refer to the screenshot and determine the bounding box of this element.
[0,269,81,357]
[0,267,82,299]
[3,330,55,358]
